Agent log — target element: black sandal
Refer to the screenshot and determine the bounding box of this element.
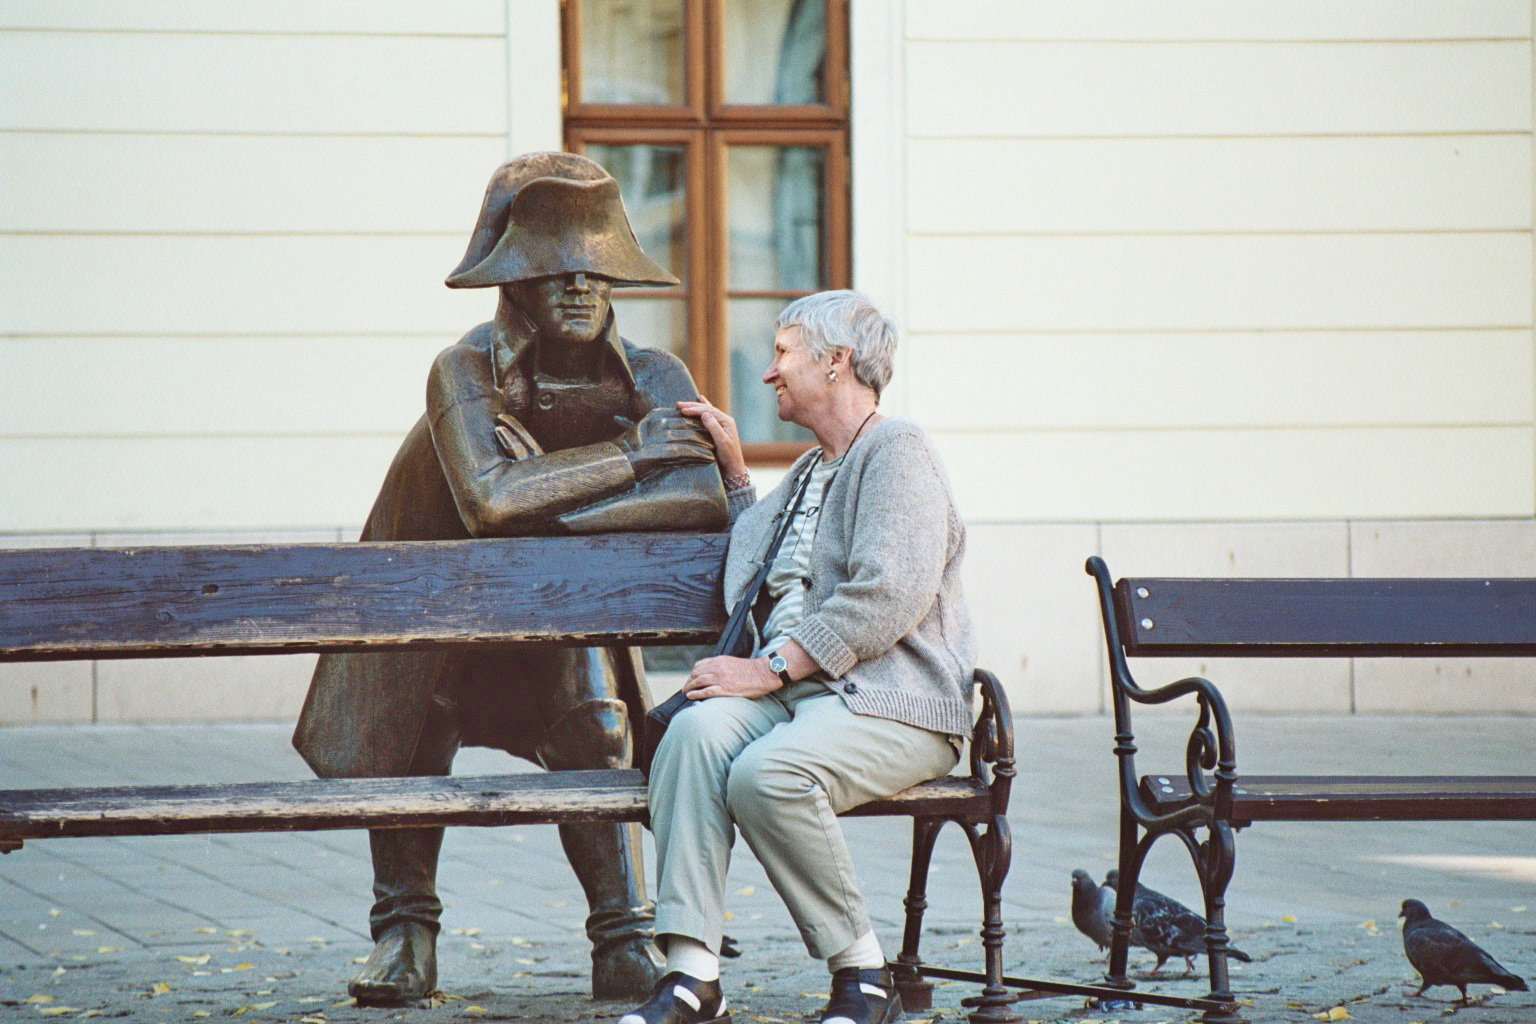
[618,971,730,1024]
[819,966,902,1024]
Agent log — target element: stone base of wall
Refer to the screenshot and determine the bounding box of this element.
[5,520,1535,724]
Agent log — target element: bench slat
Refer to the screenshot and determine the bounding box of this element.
[0,534,729,661]
[1117,577,1536,657]
[0,771,991,840]
[1142,775,1536,821]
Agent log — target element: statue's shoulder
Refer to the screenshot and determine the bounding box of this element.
[429,322,494,380]
[622,338,697,398]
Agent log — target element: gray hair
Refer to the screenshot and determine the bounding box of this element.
[775,290,897,398]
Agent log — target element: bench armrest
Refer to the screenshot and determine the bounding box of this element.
[969,668,1016,819]
[1085,557,1238,828]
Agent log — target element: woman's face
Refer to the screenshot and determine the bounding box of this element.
[762,325,830,427]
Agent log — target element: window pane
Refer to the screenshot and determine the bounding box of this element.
[729,297,815,444]
[723,0,825,105]
[583,142,689,285]
[726,145,825,292]
[579,0,685,104]
[611,296,687,365]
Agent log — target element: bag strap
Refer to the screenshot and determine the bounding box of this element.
[710,456,819,657]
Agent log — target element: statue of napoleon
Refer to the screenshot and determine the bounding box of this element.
[292,152,727,1005]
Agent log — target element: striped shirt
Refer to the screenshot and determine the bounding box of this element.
[754,453,843,658]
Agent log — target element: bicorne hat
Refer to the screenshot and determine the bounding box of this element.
[446,152,680,289]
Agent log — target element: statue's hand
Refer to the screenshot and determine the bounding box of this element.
[613,409,716,478]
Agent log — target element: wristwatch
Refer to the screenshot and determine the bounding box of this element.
[767,653,793,687]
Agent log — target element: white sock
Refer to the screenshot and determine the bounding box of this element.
[664,934,720,983]
[826,929,885,972]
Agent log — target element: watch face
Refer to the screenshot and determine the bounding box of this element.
[769,654,787,673]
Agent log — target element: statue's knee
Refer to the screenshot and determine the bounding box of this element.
[539,698,631,771]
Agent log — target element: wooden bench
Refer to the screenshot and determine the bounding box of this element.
[0,533,1020,1021]
[1086,556,1536,1020]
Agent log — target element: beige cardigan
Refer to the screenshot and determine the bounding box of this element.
[723,417,976,737]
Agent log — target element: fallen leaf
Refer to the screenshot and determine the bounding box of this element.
[194,927,217,934]
[38,1007,80,1016]
[300,1018,327,1024]
[232,963,255,970]
[1512,905,1528,913]
[1051,916,1067,924]
[798,993,830,999]
[70,930,95,937]
[51,968,64,978]
[514,957,536,965]
[469,942,485,950]
[95,947,121,954]
[332,997,356,1007]
[736,886,756,897]
[193,1014,211,1019]
[349,957,368,965]
[1490,921,1505,929]
[1315,1008,1351,1022]
[47,910,60,917]
[1356,920,1375,929]
[449,928,482,936]
[176,955,211,965]
[77,1012,102,1019]
[464,1007,486,1014]
[1491,985,1508,995]
[1280,915,1298,924]
[304,937,327,944]
[723,912,735,921]
[192,971,211,976]
[149,983,170,995]
[540,901,567,908]
[251,1002,278,1011]
[227,929,253,937]
[24,996,54,1005]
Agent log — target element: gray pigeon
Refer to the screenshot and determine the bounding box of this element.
[1070,868,1116,951]
[1399,899,1527,1001]
[1105,869,1253,975]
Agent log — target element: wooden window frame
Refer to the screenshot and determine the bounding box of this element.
[564,0,850,464]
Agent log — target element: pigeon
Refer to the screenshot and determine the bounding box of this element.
[1070,868,1116,951]
[1105,869,1253,975]
[1399,899,1527,1001]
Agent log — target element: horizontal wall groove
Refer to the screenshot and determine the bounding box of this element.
[0,231,465,239]
[907,228,1534,239]
[902,325,1535,336]
[906,131,1535,142]
[0,332,451,340]
[930,423,1534,436]
[905,37,1532,46]
[0,433,415,443]
[0,128,506,140]
[0,28,503,40]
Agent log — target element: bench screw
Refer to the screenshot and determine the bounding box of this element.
[1140,618,1154,629]
[1136,587,1149,598]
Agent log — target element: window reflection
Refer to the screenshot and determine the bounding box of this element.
[726,145,825,291]
[723,0,825,105]
[580,0,685,105]
[729,298,815,444]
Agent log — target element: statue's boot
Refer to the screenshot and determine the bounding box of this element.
[542,698,664,1000]
[349,826,443,1005]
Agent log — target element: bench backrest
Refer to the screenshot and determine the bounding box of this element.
[0,533,729,662]
[1099,566,1536,658]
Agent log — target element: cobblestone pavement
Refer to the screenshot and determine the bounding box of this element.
[0,716,1531,1023]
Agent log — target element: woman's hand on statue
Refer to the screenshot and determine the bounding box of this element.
[676,397,746,482]
[682,655,781,701]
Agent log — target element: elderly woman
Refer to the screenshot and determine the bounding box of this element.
[619,291,976,1024]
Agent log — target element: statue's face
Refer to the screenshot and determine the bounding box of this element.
[508,271,614,345]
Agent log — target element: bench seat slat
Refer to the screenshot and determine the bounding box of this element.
[0,771,990,841]
[1143,775,1536,821]
[1118,577,1536,657]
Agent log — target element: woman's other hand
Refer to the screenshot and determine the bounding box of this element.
[677,397,746,483]
[682,655,780,701]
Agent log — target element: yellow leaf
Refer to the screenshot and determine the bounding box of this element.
[194,927,217,934]
[38,1008,80,1016]
[47,909,60,917]
[95,947,121,954]
[449,928,482,936]
[176,954,211,965]
[736,886,756,896]
[1356,920,1375,929]
[332,997,356,1006]
[303,1016,329,1023]
[149,983,170,995]
[251,1002,278,1011]
[350,957,369,965]
[1280,915,1297,924]
[232,963,255,970]
[1512,905,1528,913]
[193,1014,211,1019]
[70,930,95,937]
[723,912,735,921]
[1314,1008,1351,1022]
[227,929,253,937]
[514,957,535,965]
[304,937,326,944]
[1490,921,1505,929]
[24,996,54,1004]
[464,1007,486,1014]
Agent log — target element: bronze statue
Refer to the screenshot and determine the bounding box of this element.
[292,152,727,1005]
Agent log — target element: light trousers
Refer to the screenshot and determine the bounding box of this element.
[648,679,959,959]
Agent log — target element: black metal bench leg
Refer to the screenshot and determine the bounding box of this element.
[892,816,944,1010]
[1105,808,1149,991]
[1196,821,1241,1022]
[960,817,1022,1024]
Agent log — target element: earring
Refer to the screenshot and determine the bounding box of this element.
[826,369,838,383]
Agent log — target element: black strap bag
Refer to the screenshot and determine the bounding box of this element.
[636,463,817,777]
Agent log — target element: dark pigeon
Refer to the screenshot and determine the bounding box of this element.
[1071,868,1116,951]
[1105,869,1253,975]
[1399,899,1527,1002]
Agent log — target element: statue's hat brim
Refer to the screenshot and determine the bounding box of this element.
[446,170,679,289]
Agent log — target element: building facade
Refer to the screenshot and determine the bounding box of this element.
[3,0,1534,722]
